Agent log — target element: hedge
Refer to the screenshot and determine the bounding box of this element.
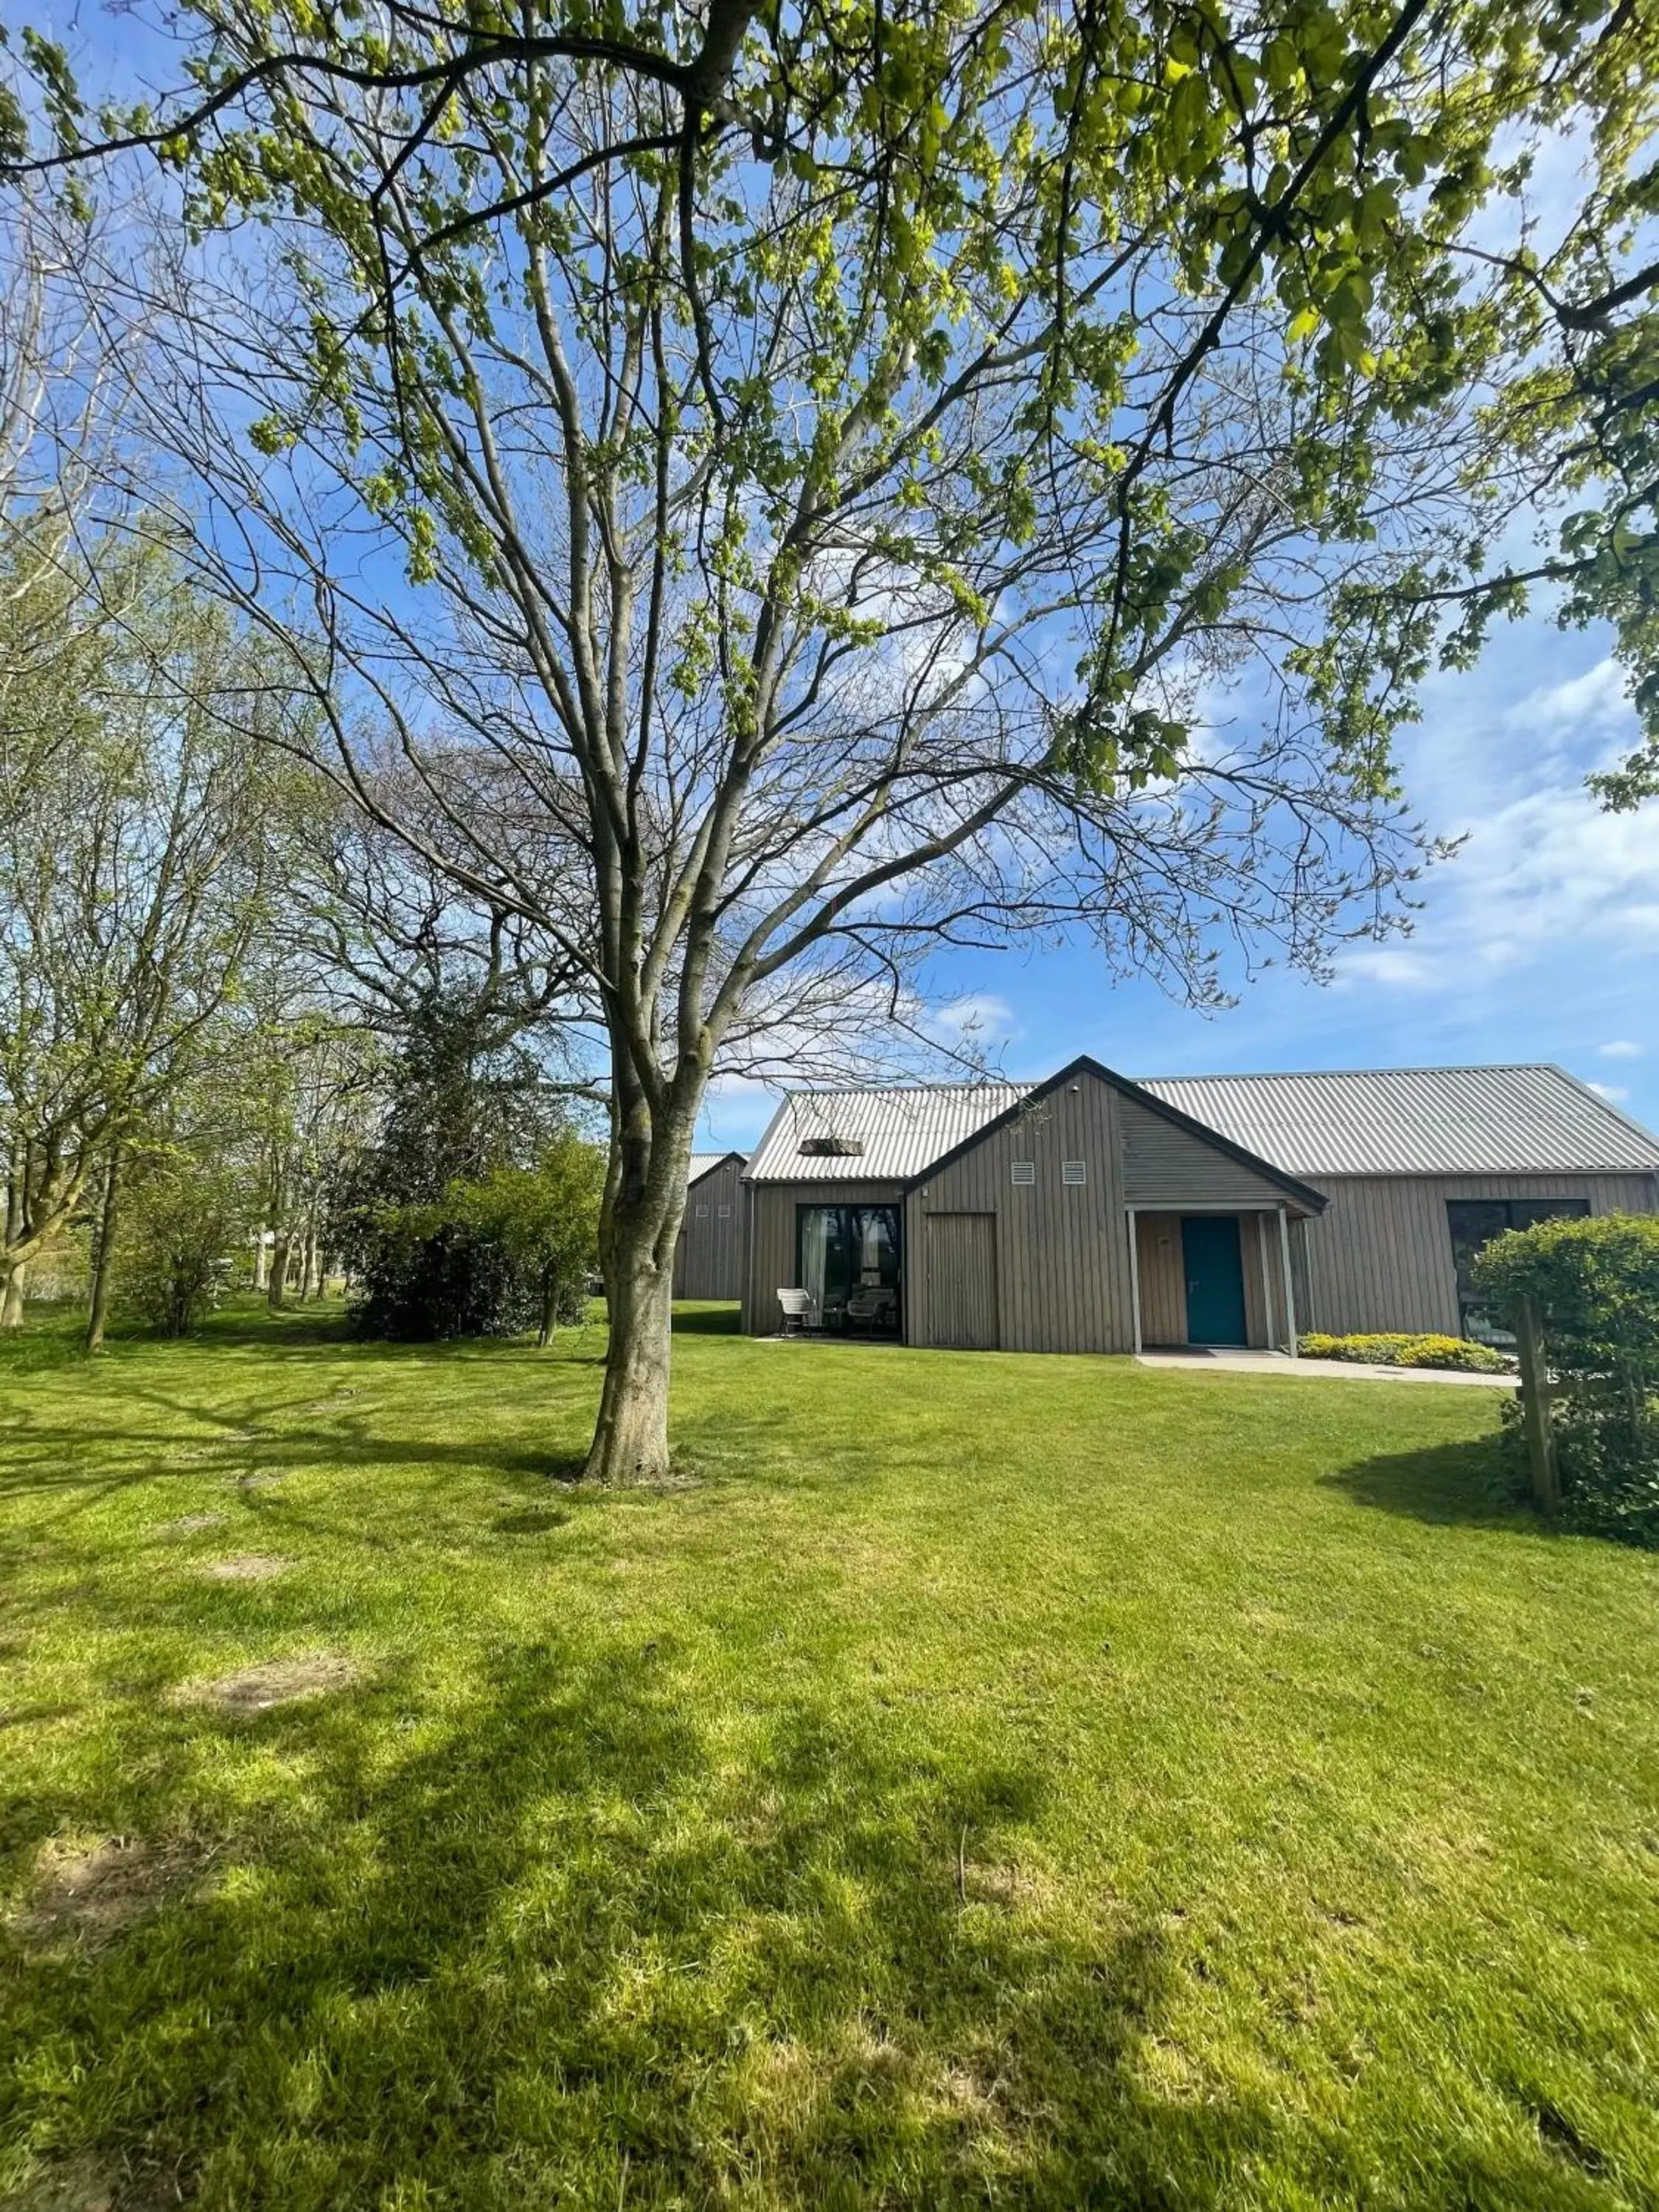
[1472,1213,1659,1544]
[1297,1331,1512,1373]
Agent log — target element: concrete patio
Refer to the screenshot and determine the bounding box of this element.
[1134,1348,1516,1388]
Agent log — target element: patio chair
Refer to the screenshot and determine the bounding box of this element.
[844,1285,897,1334]
[776,1287,818,1335]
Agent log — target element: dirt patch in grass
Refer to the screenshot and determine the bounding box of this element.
[4,2152,185,2211]
[181,1655,358,1713]
[2,2151,119,2212]
[233,1472,287,1491]
[151,1514,226,1538]
[12,1834,208,1947]
[195,1554,290,1582]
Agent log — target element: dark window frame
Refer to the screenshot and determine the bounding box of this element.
[1445,1197,1590,1339]
[795,1202,903,1335]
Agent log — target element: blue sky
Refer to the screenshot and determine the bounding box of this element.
[27,11,1655,1154]
[700,613,1659,1151]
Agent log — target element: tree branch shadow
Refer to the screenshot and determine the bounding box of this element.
[0,1637,1324,2209]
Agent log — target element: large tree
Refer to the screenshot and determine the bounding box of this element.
[4,0,1655,1472]
[0,530,309,1320]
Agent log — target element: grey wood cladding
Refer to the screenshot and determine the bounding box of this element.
[924,1214,998,1349]
[906,1067,1134,1352]
[673,1155,748,1300]
[1296,1172,1658,1337]
[1119,1096,1296,1208]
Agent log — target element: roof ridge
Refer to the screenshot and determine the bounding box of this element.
[771,1077,1031,1098]
[1136,1062,1562,1082]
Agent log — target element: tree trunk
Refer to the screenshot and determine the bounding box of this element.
[538,1265,557,1349]
[1,1164,22,1330]
[253,1231,269,1291]
[584,1214,678,1481]
[268,1231,292,1310]
[84,1151,121,1354]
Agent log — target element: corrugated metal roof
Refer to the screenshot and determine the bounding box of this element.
[1134,1065,1659,1178]
[687,1151,742,1185]
[746,1082,1029,1182]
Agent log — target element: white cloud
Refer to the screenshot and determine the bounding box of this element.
[1337,656,1659,996]
[1599,1040,1644,1060]
[1509,656,1632,740]
[1337,946,1432,989]
[1587,1082,1631,1103]
[924,992,1016,1045]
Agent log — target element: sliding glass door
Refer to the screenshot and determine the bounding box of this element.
[796,1204,902,1334]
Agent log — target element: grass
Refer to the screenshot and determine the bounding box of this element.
[1,1298,1655,2210]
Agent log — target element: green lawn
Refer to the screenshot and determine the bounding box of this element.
[1,1301,1655,2211]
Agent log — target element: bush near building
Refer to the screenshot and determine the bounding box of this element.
[1297,1332,1513,1373]
[1473,1213,1659,1545]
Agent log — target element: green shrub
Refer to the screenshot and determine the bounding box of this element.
[117,1159,248,1336]
[1297,1331,1512,1373]
[1472,1213,1659,1544]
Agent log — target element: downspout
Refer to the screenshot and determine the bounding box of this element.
[1126,1206,1142,1355]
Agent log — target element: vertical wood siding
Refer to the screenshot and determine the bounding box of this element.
[674,1156,748,1300]
[924,1214,999,1348]
[1298,1172,1659,1336]
[1134,1213,1186,1343]
[907,1070,1134,1352]
[741,1180,906,1333]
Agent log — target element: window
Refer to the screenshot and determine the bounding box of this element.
[800,1135,865,1157]
[1010,1160,1036,1186]
[1446,1197,1590,1340]
[1062,1159,1087,1186]
[717,1205,731,1219]
[694,1204,709,1220]
[796,1204,902,1334]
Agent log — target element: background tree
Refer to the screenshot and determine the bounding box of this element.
[5,0,1656,1471]
[335,986,594,1340]
[0,531,310,1326]
[114,1147,247,1337]
[448,1133,606,1346]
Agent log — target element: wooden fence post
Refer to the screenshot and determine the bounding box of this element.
[1515,1295,1561,1514]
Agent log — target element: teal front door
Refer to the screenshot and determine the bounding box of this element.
[1182,1216,1248,1345]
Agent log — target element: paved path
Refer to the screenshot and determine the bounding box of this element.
[1134,1349,1514,1388]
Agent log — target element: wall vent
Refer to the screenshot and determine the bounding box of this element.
[717,1205,732,1219]
[800,1135,865,1156]
[1010,1159,1036,1186]
[695,1204,710,1219]
[1061,1159,1087,1186]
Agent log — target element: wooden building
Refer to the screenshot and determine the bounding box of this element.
[738,1057,1659,1352]
[673,1151,748,1301]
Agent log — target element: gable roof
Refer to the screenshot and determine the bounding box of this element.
[744,1057,1327,1211]
[1135,1065,1659,1178]
[687,1150,745,1187]
[905,1056,1328,1211]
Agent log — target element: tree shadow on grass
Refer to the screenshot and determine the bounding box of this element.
[672,1303,743,1336]
[0,1632,1296,2212]
[1324,1436,1540,1532]
[1,1616,1597,2212]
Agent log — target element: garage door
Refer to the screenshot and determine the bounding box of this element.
[926,1213,998,1349]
